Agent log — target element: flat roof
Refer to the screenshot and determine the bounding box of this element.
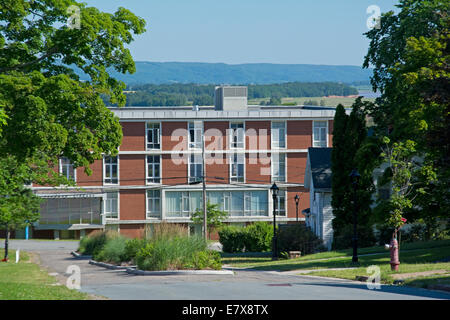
[108,105,345,120]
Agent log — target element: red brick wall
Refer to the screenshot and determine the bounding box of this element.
[204,121,228,150]
[287,120,312,149]
[77,159,103,186]
[245,121,270,150]
[120,224,145,239]
[162,121,188,151]
[287,153,307,184]
[162,154,188,185]
[206,153,229,184]
[119,154,146,186]
[286,187,310,220]
[121,122,145,151]
[119,190,146,220]
[246,153,271,184]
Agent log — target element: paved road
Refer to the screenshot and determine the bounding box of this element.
[6,240,450,300]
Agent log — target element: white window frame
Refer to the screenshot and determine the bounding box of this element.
[146,155,161,184]
[188,153,203,183]
[271,121,286,149]
[188,121,203,149]
[229,122,245,149]
[59,157,76,182]
[229,152,245,183]
[146,189,161,218]
[105,192,119,220]
[313,120,328,147]
[146,122,161,150]
[275,189,286,216]
[103,155,119,185]
[271,152,286,182]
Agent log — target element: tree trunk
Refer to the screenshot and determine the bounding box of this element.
[4,223,9,261]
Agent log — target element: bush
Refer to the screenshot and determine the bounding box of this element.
[124,238,148,264]
[186,250,222,270]
[277,224,326,255]
[135,235,213,271]
[94,236,129,264]
[218,226,246,253]
[78,230,120,256]
[332,225,377,250]
[243,222,273,252]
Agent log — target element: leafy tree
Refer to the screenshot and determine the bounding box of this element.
[363,0,449,221]
[0,1,146,240]
[331,101,376,249]
[192,202,228,238]
[0,156,41,260]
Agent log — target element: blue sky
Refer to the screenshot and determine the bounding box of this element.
[83,0,399,66]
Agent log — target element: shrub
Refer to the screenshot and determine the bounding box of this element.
[186,250,222,270]
[94,236,129,264]
[135,235,211,271]
[146,222,188,240]
[277,224,326,255]
[218,226,246,253]
[243,222,273,252]
[332,224,377,250]
[78,230,120,256]
[124,238,148,264]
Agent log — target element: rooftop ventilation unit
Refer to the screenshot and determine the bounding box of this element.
[214,86,248,111]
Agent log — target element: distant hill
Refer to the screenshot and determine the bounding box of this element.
[77,62,372,85]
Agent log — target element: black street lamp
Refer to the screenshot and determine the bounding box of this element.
[294,194,300,223]
[349,169,361,264]
[270,183,279,261]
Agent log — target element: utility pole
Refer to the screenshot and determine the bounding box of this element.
[202,131,207,240]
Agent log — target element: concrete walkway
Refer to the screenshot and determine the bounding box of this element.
[5,240,450,300]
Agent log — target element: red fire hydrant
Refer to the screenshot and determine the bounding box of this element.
[385,232,400,271]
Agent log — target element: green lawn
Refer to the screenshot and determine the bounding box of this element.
[0,249,91,300]
[221,239,450,269]
[221,240,450,287]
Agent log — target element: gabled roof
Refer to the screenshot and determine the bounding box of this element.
[304,147,332,191]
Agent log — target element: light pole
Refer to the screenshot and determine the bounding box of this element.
[294,194,300,223]
[349,169,360,264]
[271,183,279,261]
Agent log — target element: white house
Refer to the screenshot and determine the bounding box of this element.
[304,147,334,250]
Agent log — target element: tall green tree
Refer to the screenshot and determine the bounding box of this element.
[363,0,449,221]
[0,1,146,240]
[331,101,376,249]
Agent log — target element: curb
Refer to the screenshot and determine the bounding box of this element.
[88,260,134,270]
[126,268,235,276]
[71,251,92,259]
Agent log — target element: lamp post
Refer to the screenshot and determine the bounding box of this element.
[294,194,300,223]
[270,183,279,261]
[349,169,360,264]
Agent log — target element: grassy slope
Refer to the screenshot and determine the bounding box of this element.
[247,96,376,107]
[0,249,90,300]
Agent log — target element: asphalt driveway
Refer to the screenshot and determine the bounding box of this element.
[5,240,450,300]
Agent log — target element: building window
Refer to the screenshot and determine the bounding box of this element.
[230,122,244,149]
[313,121,328,147]
[105,192,118,219]
[272,153,286,182]
[60,157,76,182]
[275,190,286,216]
[165,191,201,217]
[104,156,118,184]
[271,121,286,149]
[146,122,160,149]
[230,153,244,183]
[189,154,203,183]
[147,189,161,218]
[147,155,161,183]
[188,121,203,149]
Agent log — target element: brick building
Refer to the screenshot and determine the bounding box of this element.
[29,86,336,240]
